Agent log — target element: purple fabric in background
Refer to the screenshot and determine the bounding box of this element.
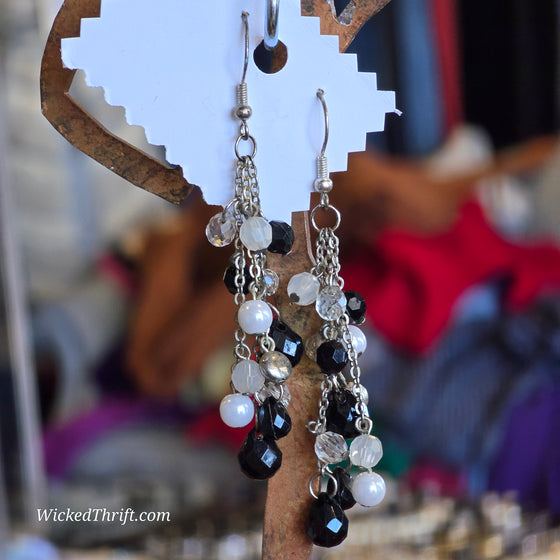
[489,385,560,514]
[43,398,191,480]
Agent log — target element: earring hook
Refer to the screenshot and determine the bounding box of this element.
[264,0,280,50]
[316,89,329,158]
[241,12,250,84]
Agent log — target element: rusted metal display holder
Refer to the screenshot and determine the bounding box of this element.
[40,2,390,557]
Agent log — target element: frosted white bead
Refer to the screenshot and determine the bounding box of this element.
[206,212,236,247]
[348,325,367,356]
[351,471,386,507]
[256,383,291,407]
[263,269,279,295]
[219,394,254,428]
[239,216,272,251]
[237,300,273,334]
[349,434,383,468]
[315,431,349,464]
[316,286,347,321]
[287,272,320,306]
[232,360,265,394]
[260,351,292,383]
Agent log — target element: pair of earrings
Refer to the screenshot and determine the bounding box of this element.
[205,11,385,549]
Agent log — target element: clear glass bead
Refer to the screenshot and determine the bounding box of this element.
[305,332,325,361]
[263,269,279,295]
[287,272,320,306]
[232,359,265,393]
[348,382,369,406]
[349,434,383,468]
[239,216,272,251]
[206,212,236,247]
[351,471,386,507]
[316,287,347,321]
[256,383,291,407]
[315,431,349,464]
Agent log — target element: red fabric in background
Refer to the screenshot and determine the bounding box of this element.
[344,200,560,354]
[431,0,464,131]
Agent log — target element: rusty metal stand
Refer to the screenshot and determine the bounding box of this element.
[39,2,392,557]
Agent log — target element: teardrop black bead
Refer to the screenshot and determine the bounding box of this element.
[327,467,356,511]
[306,492,349,548]
[269,319,304,367]
[267,221,295,255]
[238,428,282,480]
[256,397,292,440]
[343,290,367,324]
[325,389,361,438]
[223,265,251,295]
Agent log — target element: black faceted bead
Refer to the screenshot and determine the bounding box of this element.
[238,428,282,480]
[269,319,304,367]
[325,390,361,438]
[316,341,348,374]
[223,265,251,295]
[344,290,366,324]
[327,467,356,511]
[267,221,295,255]
[306,492,349,548]
[256,397,292,440]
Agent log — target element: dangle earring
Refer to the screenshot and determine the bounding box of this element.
[287,90,385,548]
[205,12,300,481]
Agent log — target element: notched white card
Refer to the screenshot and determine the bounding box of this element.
[62,0,397,222]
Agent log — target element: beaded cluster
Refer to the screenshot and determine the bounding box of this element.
[205,12,301,482]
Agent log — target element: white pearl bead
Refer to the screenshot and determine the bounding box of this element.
[219,394,254,428]
[240,217,272,251]
[348,325,367,355]
[287,272,320,306]
[237,300,273,334]
[352,471,386,507]
[232,360,265,393]
[349,434,383,468]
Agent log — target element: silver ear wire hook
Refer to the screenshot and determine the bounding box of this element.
[241,12,250,84]
[265,0,280,50]
[314,89,333,200]
[236,13,253,128]
[316,89,329,157]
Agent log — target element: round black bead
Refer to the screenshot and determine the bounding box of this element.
[223,265,251,295]
[343,290,367,324]
[269,319,304,367]
[238,428,282,480]
[316,340,348,374]
[327,467,356,511]
[325,389,361,439]
[256,397,292,440]
[267,221,295,255]
[306,492,349,548]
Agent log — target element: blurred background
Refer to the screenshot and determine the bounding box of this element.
[1,0,560,558]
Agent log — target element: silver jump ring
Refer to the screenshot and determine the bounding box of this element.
[311,204,341,232]
[235,135,257,160]
[264,0,280,50]
[308,471,338,500]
